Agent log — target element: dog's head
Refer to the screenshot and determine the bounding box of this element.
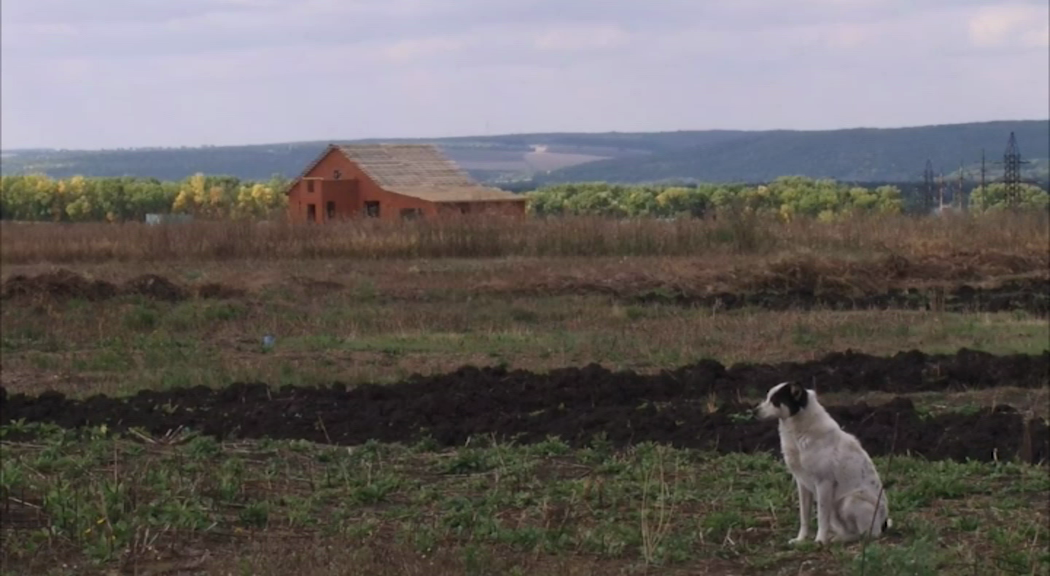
[754,381,810,420]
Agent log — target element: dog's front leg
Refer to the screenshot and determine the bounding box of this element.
[789,480,813,545]
[814,481,835,544]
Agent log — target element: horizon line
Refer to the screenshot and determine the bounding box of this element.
[2,117,1048,154]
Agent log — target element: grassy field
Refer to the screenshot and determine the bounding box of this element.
[2,289,1048,401]
[1,212,1048,575]
[3,424,1047,575]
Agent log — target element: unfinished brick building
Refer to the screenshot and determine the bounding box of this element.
[285,143,527,223]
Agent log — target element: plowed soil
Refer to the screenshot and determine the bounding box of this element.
[3,349,1046,464]
[2,269,1047,313]
[0,269,244,302]
[629,277,1049,313]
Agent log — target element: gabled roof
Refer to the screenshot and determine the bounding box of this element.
[287,143,524,203]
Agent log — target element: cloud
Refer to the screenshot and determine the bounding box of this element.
[1,0,1047,150]
[968,4,1050,48]
[381,36,469,63]
[533,24,631,52]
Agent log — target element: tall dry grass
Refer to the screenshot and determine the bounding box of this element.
[1,211,1047,265]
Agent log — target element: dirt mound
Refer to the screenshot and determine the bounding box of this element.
[0,270,242,303]
[3,349,1046,463]
[633,277,1050,313]
[0,269,119,301]
[726,347,1050,394]
[484,271,1049,314]
[4,267,1047,313]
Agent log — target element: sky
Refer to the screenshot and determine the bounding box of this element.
[1,0,1048,150]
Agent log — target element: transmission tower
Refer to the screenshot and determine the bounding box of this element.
[1002,131,1029,207]
[938,171,946,210]
[922,159,936,212]
[980,149,986,194]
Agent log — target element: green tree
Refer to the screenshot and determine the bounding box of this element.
[970,183,1049,212]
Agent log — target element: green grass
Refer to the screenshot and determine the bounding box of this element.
[1,423,1046,575]
[2,293,1047,399]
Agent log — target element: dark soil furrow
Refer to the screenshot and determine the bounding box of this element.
[2,349,1047,464]
[2,270,1047,314]
[0,269,244,302]
[629,277,1050,313]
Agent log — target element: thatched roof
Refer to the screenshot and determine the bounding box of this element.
[288,143,524,203]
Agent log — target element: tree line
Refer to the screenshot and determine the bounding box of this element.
[0,174,289,222]
[527,178,908,220]
[0,174,1045,223]
[528,179,1048,220]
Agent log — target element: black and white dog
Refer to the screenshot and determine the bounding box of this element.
[755,381,892,545]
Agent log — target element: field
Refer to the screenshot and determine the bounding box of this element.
[1,211,1048,575]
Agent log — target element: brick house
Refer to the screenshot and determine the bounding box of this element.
[285,143,527,222]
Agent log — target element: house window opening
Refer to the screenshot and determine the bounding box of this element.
[326,201,336,219]
[306,180,315,193]
[333,170,342,180]
[365,201,380,218]
[306,204,317,222]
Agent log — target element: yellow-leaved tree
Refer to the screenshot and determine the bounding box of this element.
[172,173,208,215]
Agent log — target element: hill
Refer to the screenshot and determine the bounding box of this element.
[537,121,1049,185]
[1,120,1046,186]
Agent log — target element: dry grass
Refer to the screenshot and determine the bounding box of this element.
[2,210,1047,265]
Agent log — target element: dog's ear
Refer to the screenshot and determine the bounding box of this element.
[788,381,806,400]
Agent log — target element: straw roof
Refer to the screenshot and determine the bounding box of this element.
[288,143,524,204]
[337,144,474,188]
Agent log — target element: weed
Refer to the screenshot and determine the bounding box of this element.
[4,431,1042,575]
[849,537,941,576]
[122,305,159,332]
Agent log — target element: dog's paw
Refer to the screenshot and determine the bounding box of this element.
[788,536,810,546]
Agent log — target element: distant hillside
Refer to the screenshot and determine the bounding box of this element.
[537,121,1050,185]
[1,121,1046,185]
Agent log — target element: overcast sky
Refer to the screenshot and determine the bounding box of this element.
[2,0,1048,150]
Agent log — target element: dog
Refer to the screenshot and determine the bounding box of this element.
[755,381,892,545]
